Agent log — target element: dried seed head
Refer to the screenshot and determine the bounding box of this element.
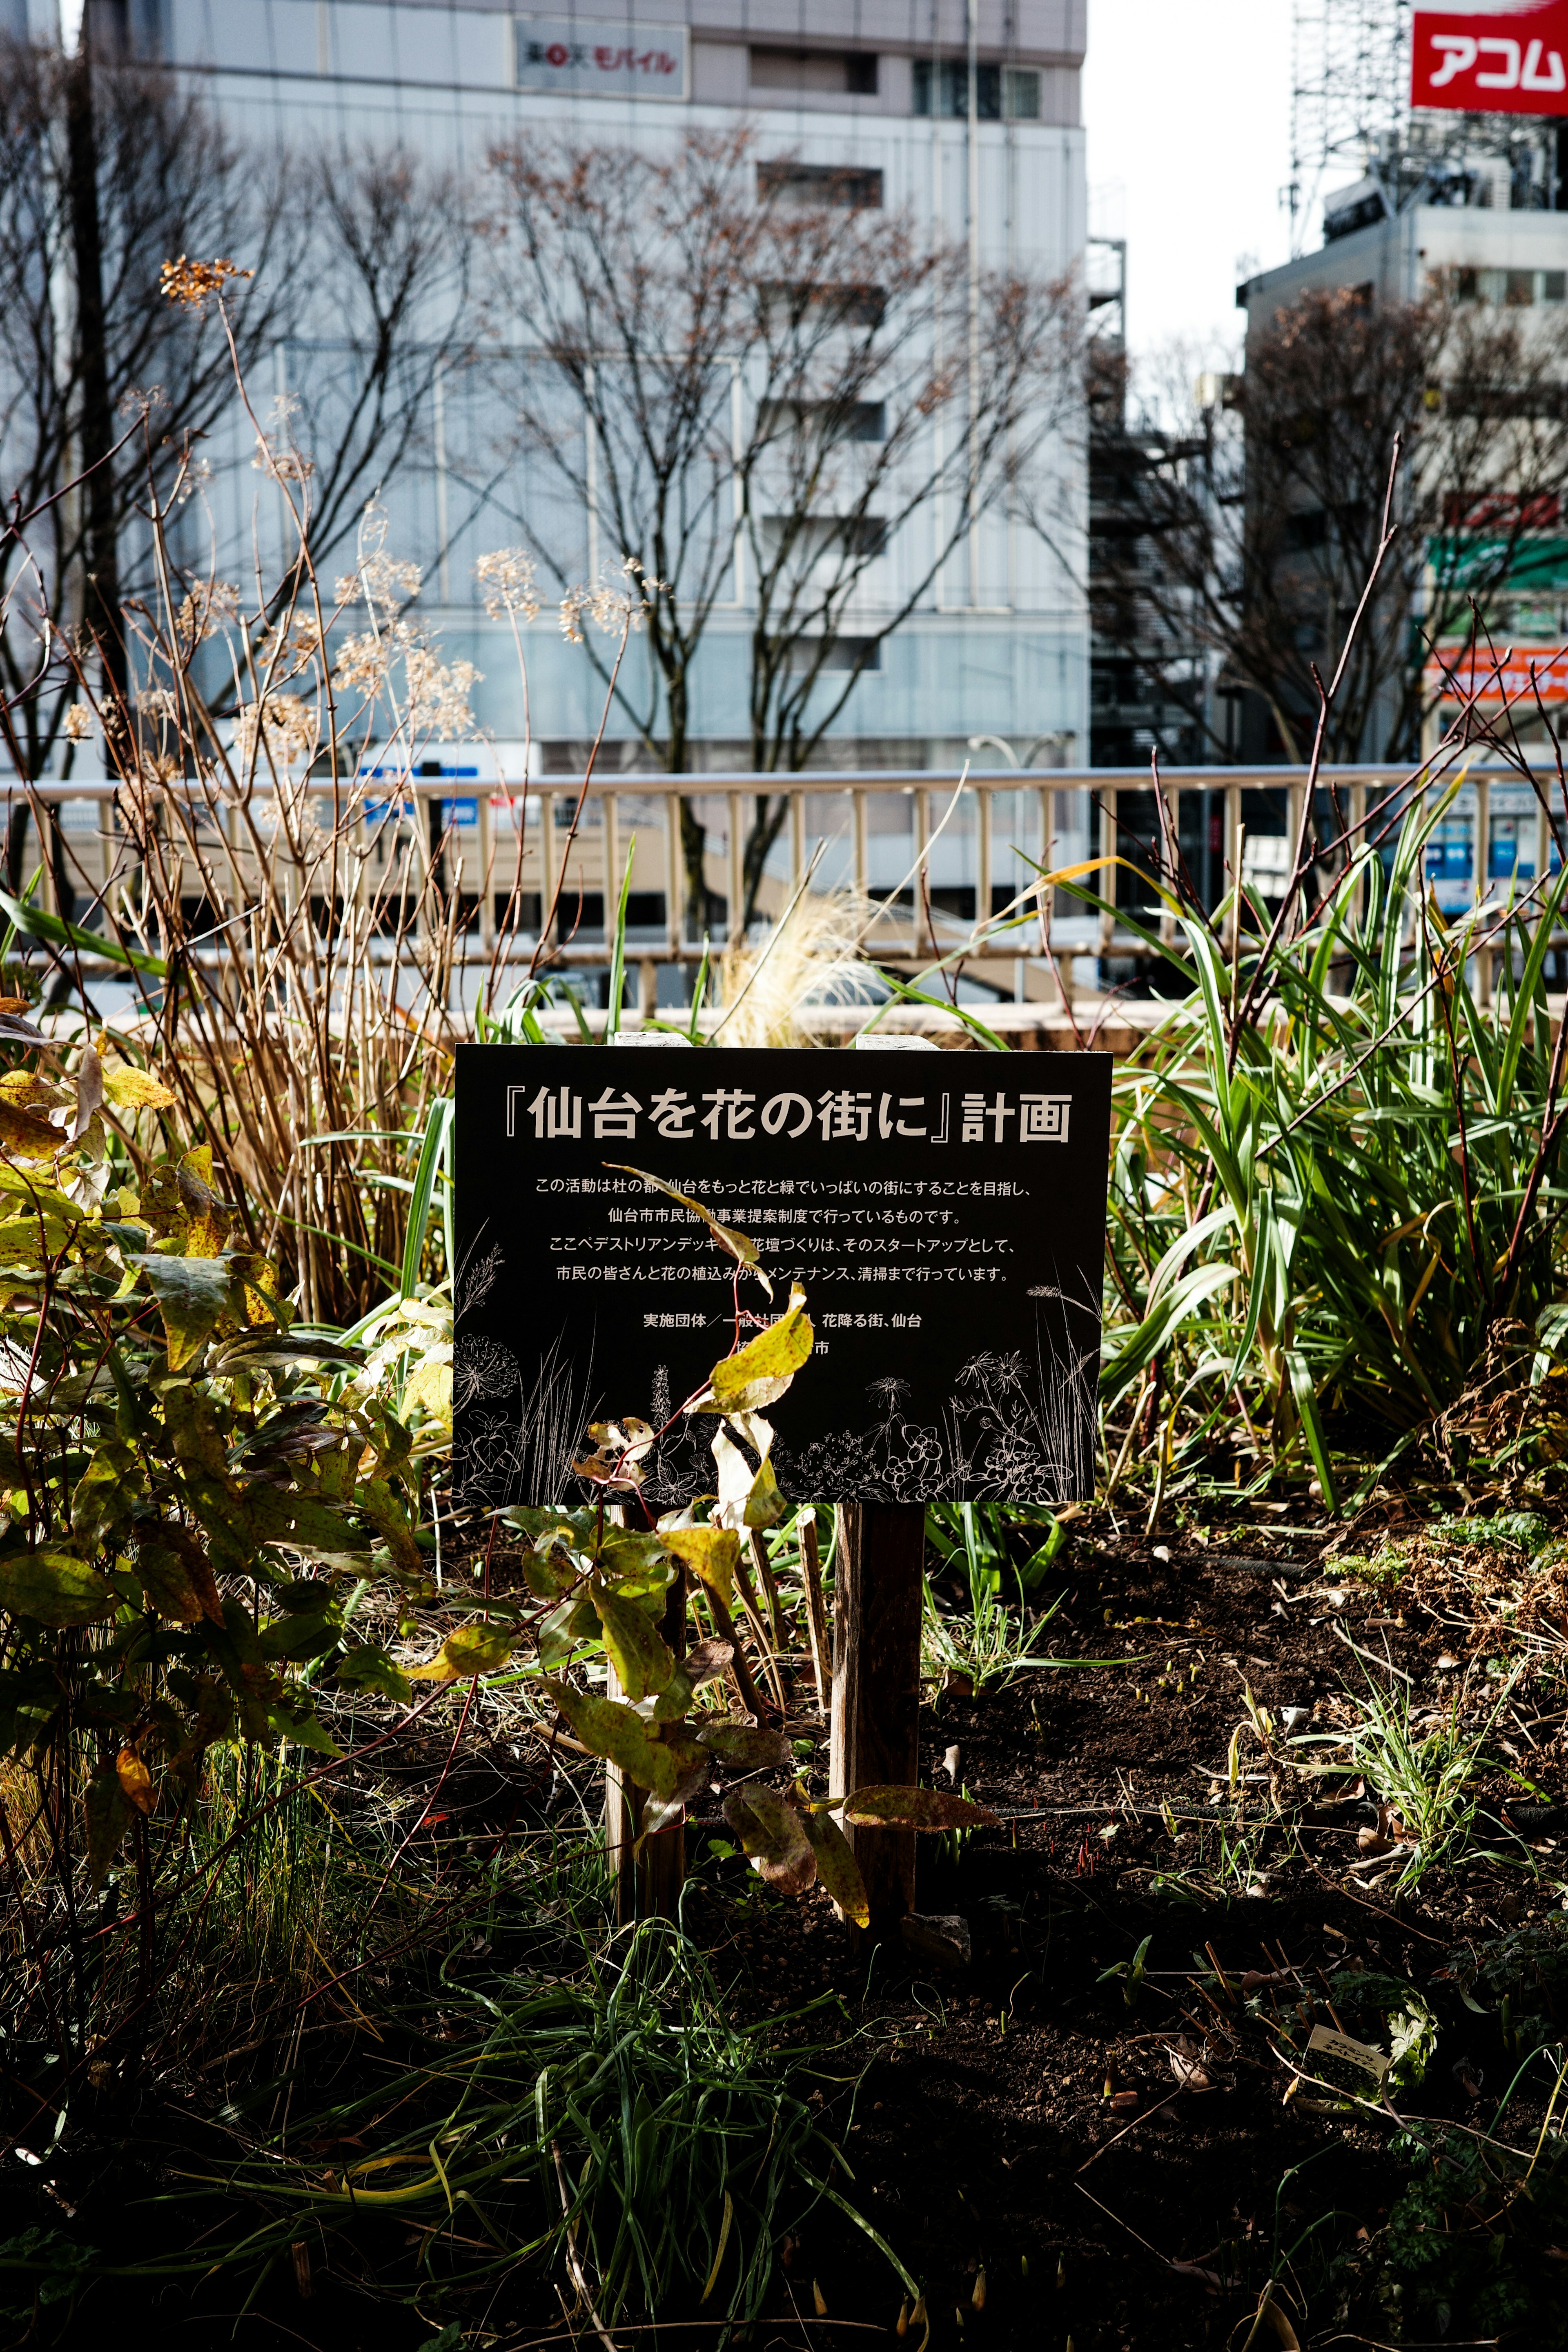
[62,703,94,742]
[160,254,252,309]
[476,547,542,622]
[234,693,318,769]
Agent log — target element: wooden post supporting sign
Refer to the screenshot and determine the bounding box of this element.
[829,1501,926,1939]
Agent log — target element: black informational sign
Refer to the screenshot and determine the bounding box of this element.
[454,1046,1111,1508]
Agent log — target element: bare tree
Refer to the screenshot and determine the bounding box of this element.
[0,32,298,793]
[478,129,1078,927]
[267,146,478,599]
[0,38,479,816]
[1083,287,1568,764]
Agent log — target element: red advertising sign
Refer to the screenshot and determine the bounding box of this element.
[1413,4,1568,113]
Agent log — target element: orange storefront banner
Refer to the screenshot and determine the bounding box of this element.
[1426,644,1568,705]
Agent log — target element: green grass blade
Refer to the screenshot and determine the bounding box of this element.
[401,1095,452,1298]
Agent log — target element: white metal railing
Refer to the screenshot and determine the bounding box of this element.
[5,763,1560,1004]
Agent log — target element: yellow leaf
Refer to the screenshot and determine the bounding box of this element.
[0,1103,61,1159]
[101,1065,178,1111]
[659,1524,739,1607]
[408,1624,515,1682]
[403,1360,452,1425]
[116,1747,154,1815]
[0,1072,69,1114]
[704,1284,814,1414]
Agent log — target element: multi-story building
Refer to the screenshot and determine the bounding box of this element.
[66,0,1088,781]
[1236,124,1568,891]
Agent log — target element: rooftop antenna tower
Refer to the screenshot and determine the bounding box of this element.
[1290,0,1412,254]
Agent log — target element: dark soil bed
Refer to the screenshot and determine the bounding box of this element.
[18,1510,1568,2352]
[688,1516,1568,2352]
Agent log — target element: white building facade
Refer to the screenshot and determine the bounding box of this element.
[96,0,1089,772]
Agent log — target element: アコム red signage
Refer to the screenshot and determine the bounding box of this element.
[1413,2,1568,113]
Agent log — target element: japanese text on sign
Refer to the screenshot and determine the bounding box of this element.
[1412,4,1568,114]
[514,16,689,96]
[456,1045,1111,1507]
[511,1084,1073,1146]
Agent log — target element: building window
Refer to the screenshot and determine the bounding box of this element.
[757,161,883,209]
[1453,265,1566,305]
[749,47,878,96]
[785,636,883,672]
[762,517,890,560]
[1003,67,1041,118]
[757,397,888,443]
[757,281,888,327]
[913,58,1001,118]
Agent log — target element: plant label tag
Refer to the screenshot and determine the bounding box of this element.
[454,1044,1111,1508]
[1306,2025,1390,2081]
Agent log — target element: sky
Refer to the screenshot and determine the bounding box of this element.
[1082,0,1298,371]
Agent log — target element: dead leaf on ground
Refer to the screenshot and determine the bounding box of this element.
[1357,1802,1417,1857]
[1167,2038,1219,2093]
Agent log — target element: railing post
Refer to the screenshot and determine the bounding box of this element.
[603,788,619,945]
[790,789,805,895]
[665,791,682,959]
[1098,783,1116,962]
[976,784,992,937]
[478,785,495,957]
[1158,777,1178,950]
[728,790,746,944]
[1225,780,1244,955]
[852,787,869,904]
[540,788,558,958]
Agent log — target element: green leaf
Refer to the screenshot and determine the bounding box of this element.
[1388,1997,1439,2091]
[840,1785,1000,1831]
[130,1253,235,1370]
[248,1488,370,1566]
[696,1722,793,1771]
[799,1805,870,1927]
[135,1539,217,1627]
[70,1441,142,1546]
[535,1594,586,1669]
[1287,1347,1338,1513]
[543,1676,684,1796]
[721,1785,817,1894]
[0,1549,117,1627]
[597,1527,673,1589]
[659,1525,739,1607]
[335,1644,414,1704]
[85,1760,132,1888]
[0,886,167,977]
[257,1611,340,1664]
[592,1583,675,1702]
[703,1284,814,1413]
[265,1699,341,1757]
[401,1097,452,1300]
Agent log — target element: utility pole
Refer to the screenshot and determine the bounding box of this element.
[64,20,123,702]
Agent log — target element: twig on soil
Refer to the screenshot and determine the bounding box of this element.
[1075,2085,1185,2171]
